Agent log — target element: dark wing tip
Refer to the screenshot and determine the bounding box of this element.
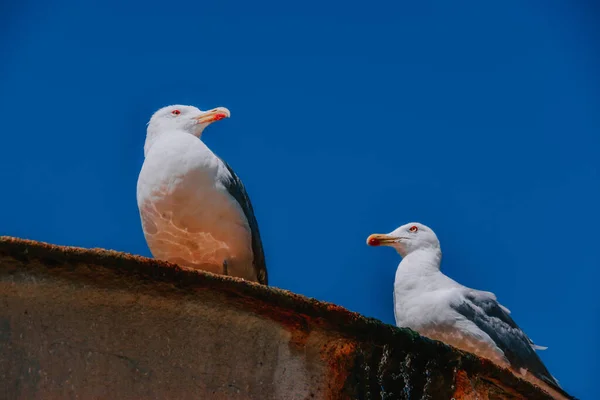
[257,266,268,285]
[457,292,560,389]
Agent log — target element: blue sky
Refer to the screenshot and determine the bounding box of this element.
[1,0,598,397]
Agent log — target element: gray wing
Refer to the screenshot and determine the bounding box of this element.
[218,157,268,285]
[452,291,559,389]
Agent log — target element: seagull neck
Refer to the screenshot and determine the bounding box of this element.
[398,247,442,276]
[144,127,163,156]
[144,128,186,157]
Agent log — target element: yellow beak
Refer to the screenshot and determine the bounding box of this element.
[195,107,231,124]
[366,233,400,247]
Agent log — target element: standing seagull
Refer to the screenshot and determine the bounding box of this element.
[137,104,267,284]
[367,222,572,400]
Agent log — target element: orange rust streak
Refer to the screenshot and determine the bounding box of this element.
[321,340,357,399]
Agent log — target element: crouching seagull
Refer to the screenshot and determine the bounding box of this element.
[367,222,573,399]
[137,104,267,285]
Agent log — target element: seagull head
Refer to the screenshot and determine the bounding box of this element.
[144,104,231,155]
[148,104,230,137]
[366,222,440,257]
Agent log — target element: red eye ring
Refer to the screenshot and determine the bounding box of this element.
[171,109,181,115]
[409,226,418,232]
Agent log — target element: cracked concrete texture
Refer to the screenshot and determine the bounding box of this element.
[0,237,572,399]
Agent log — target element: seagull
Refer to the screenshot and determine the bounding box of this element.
[367,222,571,399]
[136,104,267,285]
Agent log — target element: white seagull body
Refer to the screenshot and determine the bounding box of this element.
[137,104,267,284]
[367,223,571,400]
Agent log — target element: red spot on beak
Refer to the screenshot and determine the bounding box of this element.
[368,237,380,246]
[213,113,226,121]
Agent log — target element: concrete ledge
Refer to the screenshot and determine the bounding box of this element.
[0,236,568,399]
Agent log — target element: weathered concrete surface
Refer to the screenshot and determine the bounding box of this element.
[0,236,573,399]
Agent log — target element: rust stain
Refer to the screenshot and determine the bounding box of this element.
[320,339,357,400]
[452,370,534,400]
[452,370,485,400]
[272,308,311,350]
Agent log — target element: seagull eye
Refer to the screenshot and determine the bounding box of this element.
[171,110,181,116]
[409,226,418,233]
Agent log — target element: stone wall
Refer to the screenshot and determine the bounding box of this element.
[0,237,570,399]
